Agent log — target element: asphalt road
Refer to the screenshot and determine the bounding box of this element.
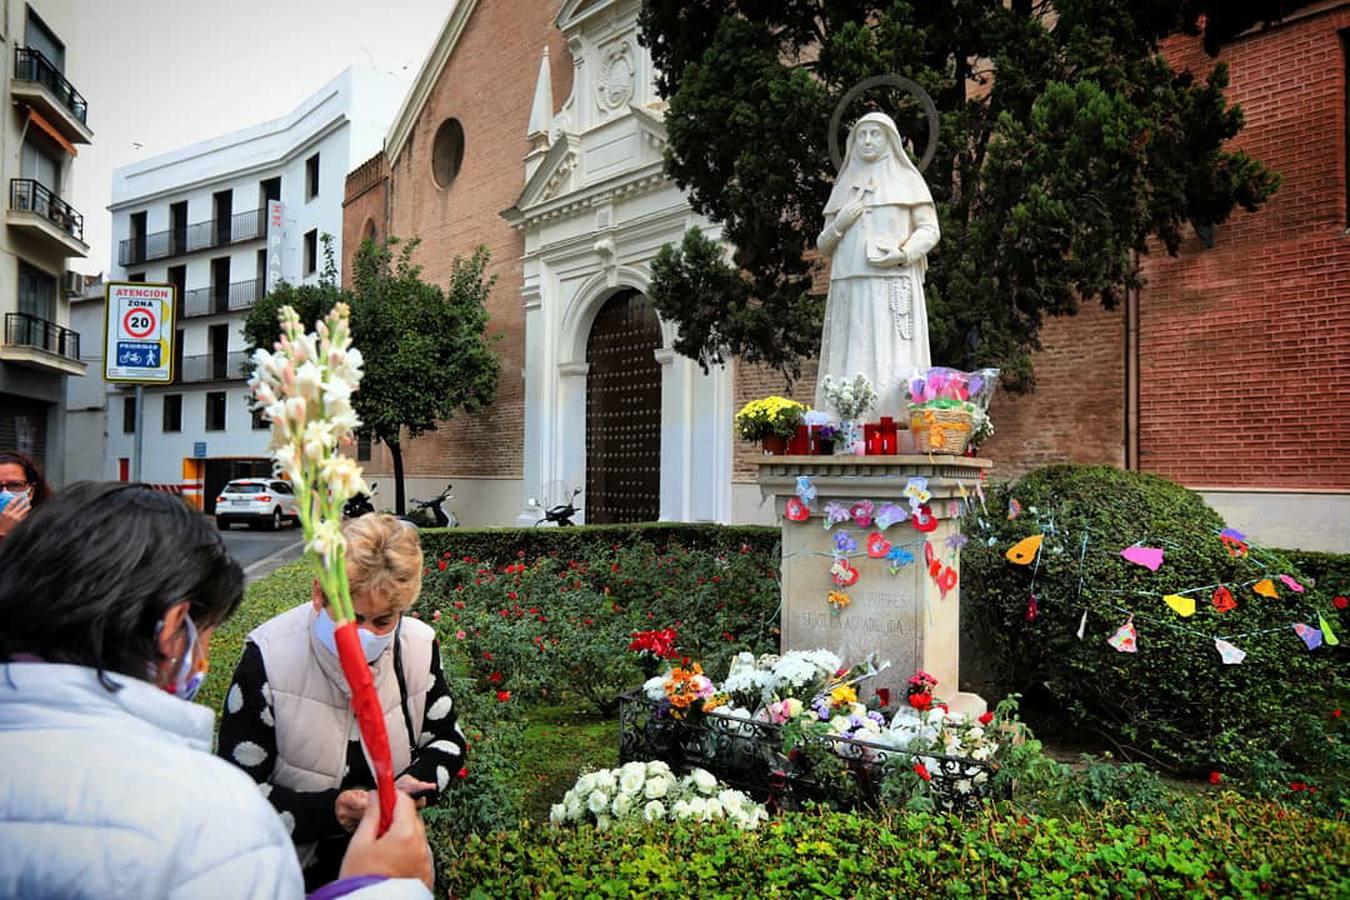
[217,524,304,581]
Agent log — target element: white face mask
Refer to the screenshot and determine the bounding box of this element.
[313,606,397,663]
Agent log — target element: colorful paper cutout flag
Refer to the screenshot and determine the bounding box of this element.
[911,504,938,533]
[1279,574,1305,594]
[1293,623,1323,651]
[974,480,987,513]
[851,500,875,528]
[875,502,907,530]
[924,541,936,567]
[1024,594,1038,622]
[937,566,958,598]
[904,477,931,509]
[1005,534,1043,566]
[1252,579,1279,599]
[1212,586,1236,614]
[1221,534,1249,558]
[1008,498,1022,520]
[831,558,860,588]
[1107,616,1138,653]
[784,497,810,522]
[1214,638,1246,665]
[795,476,817,506]
[928,559,942,578]
[1076,609,1088,640]
[1120,546,1165,571]
[866,532,892,559]
[1220,527,1246,542]
[886,545,915,574]
[1163,594,1196,617]
[945,533,969,552]
[823,501,850,529]
[833,530,857,555]
[1320,614,1340,646]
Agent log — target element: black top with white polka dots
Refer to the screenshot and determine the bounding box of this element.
[216,636,467,889]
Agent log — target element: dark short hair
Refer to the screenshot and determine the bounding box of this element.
[0,450,52,506]
[0,482,244,689]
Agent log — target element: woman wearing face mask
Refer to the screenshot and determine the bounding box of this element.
[218,513,466,891]
[0,450,52,541]
[0,483,434,898]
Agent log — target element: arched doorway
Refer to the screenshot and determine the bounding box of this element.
[585,289,662,523]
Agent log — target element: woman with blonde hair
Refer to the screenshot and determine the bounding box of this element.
[218,514,466,891]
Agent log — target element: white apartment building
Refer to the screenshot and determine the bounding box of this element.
[97,65,403,510]
[0,1,91,486]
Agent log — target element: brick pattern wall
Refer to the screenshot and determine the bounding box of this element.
[1135,10,1350,488]
[354,0,572,480]
[732,357,819,481]
[341,151,388,288]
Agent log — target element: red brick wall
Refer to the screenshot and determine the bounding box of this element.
[1136,9,1350,488]
[341,151,388,288]
[732,358,818,481]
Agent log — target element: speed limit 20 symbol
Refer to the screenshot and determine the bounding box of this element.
[122,307,157,339]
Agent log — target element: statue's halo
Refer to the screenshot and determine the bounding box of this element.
[828,75,939,173]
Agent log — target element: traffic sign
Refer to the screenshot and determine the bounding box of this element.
[104,282,177,384]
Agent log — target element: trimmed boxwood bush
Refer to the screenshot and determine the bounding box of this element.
[432,799,1350,897]
[418,523,779,567]
[963,465,1348,776]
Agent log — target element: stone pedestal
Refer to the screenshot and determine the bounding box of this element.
[757,455,992,718]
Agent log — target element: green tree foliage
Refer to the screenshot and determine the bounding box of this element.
[638,1,1293,387]
[244,236,500,512]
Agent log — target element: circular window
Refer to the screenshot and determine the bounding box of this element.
[431,119,465,188]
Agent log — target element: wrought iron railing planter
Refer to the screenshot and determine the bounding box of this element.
[618,688,1003,814]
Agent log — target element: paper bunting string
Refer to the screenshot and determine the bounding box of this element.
[1319,614,1339,646]
[886,545,914,574]
[1008,498,1022,520]
[1252,579,1278,599]
[1292,623,1323,651]
[1211,586,1236,614]
[822,502,850,529]
[851,500,874,528]
[1162,594,1197,618]
[945,533,969,552]
[1025,594,1039,622]
[833,531,857,556]
[903,477,931,509]
[1107,616,1138,653]
[1006,534,1043,566]
[1214,638,1246,665]
[784,497,810,522]
[937,566,958,598]
[1220,527,1245,541]
[1279,574,1304,594]
[875,502,907,530]
[866,532,892,559]
[830,558,860,587]
[1076,609,1088,639]
[1120,545,1165,572]
[794,476,817,506]
[911,505,937,533]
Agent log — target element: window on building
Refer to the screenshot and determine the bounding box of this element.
[251,406,269,430]
[213,189,233,245]
[25,10,65,71]
[170,201,188,254]
[162,394,182,432]
[306,154,320,200]
[205,392,227,431]
[432,119,466,188]
[21,135,61,192]
[123,395,137,434]
[304,229,318,274]
[260,176,281,207]
[168,265,186,319]
[356,432,372,461]
[18,262,55,322]
[127,272,146,282]
[173,328,184,382]
[129,211,148,264]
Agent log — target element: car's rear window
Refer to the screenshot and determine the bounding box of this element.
[224,482,266,494]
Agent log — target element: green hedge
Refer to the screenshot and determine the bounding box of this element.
[434,799,1350,897]
[417,523,780,567]
[1279,549,1350,599]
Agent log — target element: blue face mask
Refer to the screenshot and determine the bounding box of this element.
[0,490,24,514]
[152,616,207,702]
[313,606,397,663]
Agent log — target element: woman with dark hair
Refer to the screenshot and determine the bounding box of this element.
[0,450,52,541]
[0,483,434,899]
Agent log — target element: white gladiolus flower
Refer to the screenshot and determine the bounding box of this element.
[955,778,973,795]
[307,518,345,563]
[686,797,707,819]
[587,790,609,815]
[294,361,323,402]
[642,800,665,822]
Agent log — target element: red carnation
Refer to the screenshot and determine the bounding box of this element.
[913,761,932,782]
[1208,771,1222,785]
[908,693,933,712]
[978,711,994,726]
[496,691,511,703]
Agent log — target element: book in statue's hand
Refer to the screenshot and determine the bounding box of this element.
[867,238,901,265]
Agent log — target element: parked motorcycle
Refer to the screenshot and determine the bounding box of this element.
[533,487,582,527]
[343,482,377,519]
[399,482,458,529]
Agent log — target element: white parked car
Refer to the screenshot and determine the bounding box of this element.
[215,479,299,531]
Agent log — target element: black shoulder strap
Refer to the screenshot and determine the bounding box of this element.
[392,620,417,749]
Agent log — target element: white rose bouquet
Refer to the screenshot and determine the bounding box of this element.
[551,762,767,831]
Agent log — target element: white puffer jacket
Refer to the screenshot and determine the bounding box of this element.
[0,662,429,899]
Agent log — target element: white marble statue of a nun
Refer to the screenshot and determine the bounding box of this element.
[814,112,940,416]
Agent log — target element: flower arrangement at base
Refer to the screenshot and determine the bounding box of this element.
[906,367,1000,454]
[906,670,939,711]
[735,396,808,452]
[550,761,768,831]
[663,663,716,720]
[628,627,679,678]
[821,373,877,455]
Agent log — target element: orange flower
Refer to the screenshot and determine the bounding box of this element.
[827,590,851,611]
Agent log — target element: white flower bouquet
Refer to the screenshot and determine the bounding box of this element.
[551,761,768,831]
[820,373,877,422]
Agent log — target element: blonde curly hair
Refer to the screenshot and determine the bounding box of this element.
[341,514,424,612]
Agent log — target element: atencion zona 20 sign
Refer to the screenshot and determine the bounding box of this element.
[104,282,177,383]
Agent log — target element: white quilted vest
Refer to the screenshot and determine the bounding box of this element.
[248,603,434,865]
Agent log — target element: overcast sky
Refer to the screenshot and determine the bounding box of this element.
[67,0,451,275]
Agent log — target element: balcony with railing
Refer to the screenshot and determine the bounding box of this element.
[178,350,249,384]
[1,311,85,377]
[8,179,88,257]
[181,277,264,318]
[120,207,266,266]
[11,47,92,145]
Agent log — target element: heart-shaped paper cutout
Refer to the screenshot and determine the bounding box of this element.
[1107,616,1137,653]
[937,566,958,597]
[924,540,936,567]
[831,558,860,587]
[1005,534,1043,566]
[1120,546,1165,571]
[866,532,892,559]
[1007,498,1022,520]
[911,504,937,533]
[1162,593,1196,617]
[928,559,942,578]
[785,496,810,522]
[1211,586,1236,614]
[1252,578,1278,599]
[850,500,875,529]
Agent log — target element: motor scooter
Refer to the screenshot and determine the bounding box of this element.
[533,487,581,527]
[399,482,458,529]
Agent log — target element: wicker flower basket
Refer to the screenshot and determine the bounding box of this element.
[909,407,974,455]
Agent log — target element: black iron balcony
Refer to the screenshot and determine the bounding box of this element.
[120,207,267,266]
[179,350,248,383]
[181,277,264,318]
[11,178,84,242]
[4,311,80,361]
[13,47,89,138]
